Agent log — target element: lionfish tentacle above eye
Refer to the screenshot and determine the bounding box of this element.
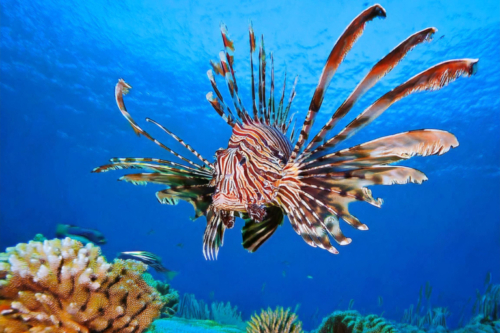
[290,4,387,161]
[299,27,438,161]
[97,5,477,260]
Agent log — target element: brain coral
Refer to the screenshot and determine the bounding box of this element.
[314,311,396,333]
[0,238,164,333]
[247,307,302,333]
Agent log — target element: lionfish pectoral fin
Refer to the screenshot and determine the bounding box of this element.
[241,206,284,253]
[157,185,214,220]
[203,207,226,260]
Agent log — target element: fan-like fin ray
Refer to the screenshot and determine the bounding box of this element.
[249,22,258,119]
[157,185,215,220]
[107,157,211,176]
[114,79,209,170]
[207,70,237,126]
[241,206,284,252]
[203,208,226,260]
[310,59,478,156]
[301,27,437,159]
[146,118,213,168]
[119,172,211,187]
[304,129,458,168]
[92,161,210,177]
[290,4,387,160]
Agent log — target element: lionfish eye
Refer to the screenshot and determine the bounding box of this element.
[239,157,246,165]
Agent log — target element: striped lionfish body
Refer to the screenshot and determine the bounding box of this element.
[94,4,478,260]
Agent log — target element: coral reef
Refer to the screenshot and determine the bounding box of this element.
[453,315,500,333]
[314,310,396,333]
[176,293,245,329]
[247,307,302,333]
[0,238,164,333]
[142,273,179,318]
[401,282,450,330]
[145,317,244,333]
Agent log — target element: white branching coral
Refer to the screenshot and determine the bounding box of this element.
[0,238,164,333]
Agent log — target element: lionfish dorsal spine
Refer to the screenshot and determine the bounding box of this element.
[290,4,387,161]
[306,58,478,159]
[298,27,438,162]
[249,22,258,120]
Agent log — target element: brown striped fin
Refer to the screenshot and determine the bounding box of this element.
[220,23,235,52]
[113,79,210,171]
[249,23,258,119]
[290,4,387,160]
[305,129,458,168]
[210,60,224,76]
[220,24,251,122]
[282,76,298,131]
[277,187,339,253]
[206,91,235,127]
[311,59,478,155]
[242,206,284,252]
[107,157,212,176]
[146,118,214,168]
[157,185,215,220]
[269,52,275,125]
[276,71,287,128]
[301,27,437,158]
[119,172,211,187]
[92,161,210,177]
[259,36,267,121]
[116,79,141,136]
[299,165,427,185]
[203,208,226,260]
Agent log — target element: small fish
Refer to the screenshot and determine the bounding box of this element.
[282,270,287,277]
[118,251,178,280]
[56,224,106,245]
[261,282,266,293]
[378,296,383,307]
[209,291,215,300]
[307,275,313,279]
[176,243,184,248]
[147,229,155,235]
[484,272,491,286]
[281,260,291,266]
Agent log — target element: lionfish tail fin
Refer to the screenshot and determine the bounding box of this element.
[241,206,284,253]
[291,4,386,160]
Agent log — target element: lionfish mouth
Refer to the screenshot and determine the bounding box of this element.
[93,4,477,260]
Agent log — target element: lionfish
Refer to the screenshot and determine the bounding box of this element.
[94,4,478,259]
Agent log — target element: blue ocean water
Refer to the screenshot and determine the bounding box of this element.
[1,0,499,331]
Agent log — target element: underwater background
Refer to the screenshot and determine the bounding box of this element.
[1,0,499,331]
